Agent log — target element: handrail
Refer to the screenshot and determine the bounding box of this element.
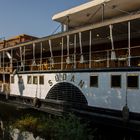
[1,45,140,72]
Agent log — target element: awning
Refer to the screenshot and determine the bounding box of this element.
[52,0,140,28]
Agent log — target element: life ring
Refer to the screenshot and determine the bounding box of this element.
[33,97,41,108]
[122,105,129,122]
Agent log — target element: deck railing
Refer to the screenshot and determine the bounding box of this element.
[1,45,140,73]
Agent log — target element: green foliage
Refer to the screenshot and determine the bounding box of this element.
[53,114,89,140]
[11,114,93,140]
[12,115,38,132]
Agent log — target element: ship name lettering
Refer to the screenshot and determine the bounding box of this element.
[55,75,60,82]
[70,75,75,82]
[48,80,53,86]
[63,74,67,81]
[48,74,84,88]
[78,80,85,88]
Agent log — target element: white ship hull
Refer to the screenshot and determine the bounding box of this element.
[10,70,140,114]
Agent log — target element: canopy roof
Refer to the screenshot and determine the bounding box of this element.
[52,0,140,28]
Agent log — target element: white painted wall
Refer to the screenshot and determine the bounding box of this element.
[10,71,140,113]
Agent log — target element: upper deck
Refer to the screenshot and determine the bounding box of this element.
[0,1,140,75]
[53,0,140,30]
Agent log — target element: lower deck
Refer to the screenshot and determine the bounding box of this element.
[0,68,140,129]
[1,68,140,114]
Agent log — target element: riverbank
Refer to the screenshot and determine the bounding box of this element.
[0,102,93,139]
[0,102,140,140]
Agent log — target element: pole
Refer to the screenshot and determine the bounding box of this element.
[74,34,77,69]
[102,3,105,22]
[61,37,64,70]
[89,30,92,68]
[128,21,131,67]
[40,42,43,70]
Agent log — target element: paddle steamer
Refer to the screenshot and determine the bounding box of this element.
[0,0,140,126]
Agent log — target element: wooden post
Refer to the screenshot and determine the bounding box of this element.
[102,3,105,22]
[74,34,77,69]
[33,43,35,63]
[61,37,64,70]
[3,51,4,72]
[128,21,131,67]
[0,53,1,68]
[32,43,36,70]
[10,49,13,72]
[23,46,25,71]
[107,50,109,68]
[89,30,92,68]
[49,39,54,69]
[20,46,23,71]
[40,42,43,71]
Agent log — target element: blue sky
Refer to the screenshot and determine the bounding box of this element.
[0,0,87,39]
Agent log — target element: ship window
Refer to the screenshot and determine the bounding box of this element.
[39,76,44,85]
[90,76,98,87]
[33,76,38,84]
[27,76,32,84]
[127,75,138,88]
[111,75,121,88]
[18,76,23,84]
[11,76,14,84]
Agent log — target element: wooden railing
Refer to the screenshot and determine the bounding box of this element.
[1,45,140,73]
